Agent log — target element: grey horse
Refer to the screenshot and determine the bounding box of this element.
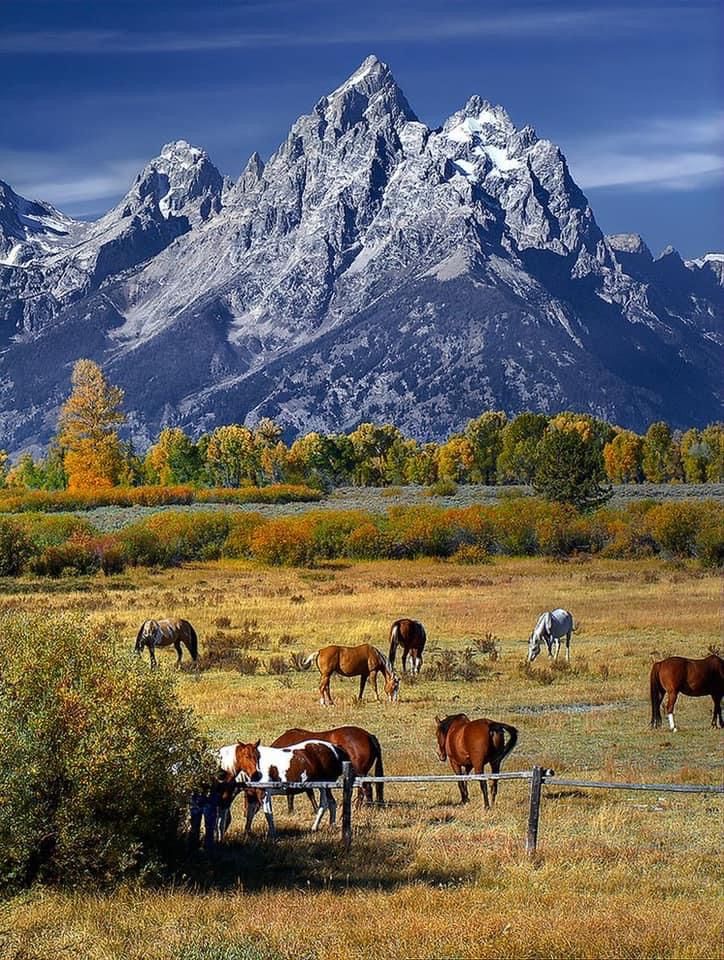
[527,609,575,663]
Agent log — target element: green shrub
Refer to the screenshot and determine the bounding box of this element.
[0,518,35,576]
[30,536,101,577]
[424,478,458,497]
[695,512,724,568]
[16,513,97,550]
[0,614,210,890]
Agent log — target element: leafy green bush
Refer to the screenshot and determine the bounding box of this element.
[0,614,210,890]
[0,518,35,576]
[29,536,101,576]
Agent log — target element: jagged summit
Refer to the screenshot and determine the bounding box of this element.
[0,55,721,452]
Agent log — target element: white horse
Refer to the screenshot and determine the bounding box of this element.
[527,609,575,663]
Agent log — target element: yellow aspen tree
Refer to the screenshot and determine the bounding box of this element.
[57,359,126,491]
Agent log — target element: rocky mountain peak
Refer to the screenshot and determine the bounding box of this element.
[320,54,417,131]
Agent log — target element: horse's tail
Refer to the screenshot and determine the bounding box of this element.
[388,622,400,668]
[370,733,384,805]
[187,623,199,661]
[493,721,518,763]
[419,623,427,655]
[301,651,318,671]
[649,661,663,728]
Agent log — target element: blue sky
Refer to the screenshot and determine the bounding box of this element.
[1,0,722,257]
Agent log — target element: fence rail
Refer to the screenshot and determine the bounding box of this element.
[240,764,724,854]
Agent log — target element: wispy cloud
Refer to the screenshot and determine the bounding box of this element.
[566,112,724,191]
[0,149,143,214]
[0,6,700,54]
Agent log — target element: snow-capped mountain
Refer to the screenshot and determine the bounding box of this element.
[1,55,722,452]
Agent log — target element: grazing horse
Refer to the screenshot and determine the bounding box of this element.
[272,725,385,809]
[388,618,427,675]
[303,643,400,706]
[649,654,724,732]
[527,609,574,663]
[219,739,347,838]
[434,713,518,808]
[134,618,199,669]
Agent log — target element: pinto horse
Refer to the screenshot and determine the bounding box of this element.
[649,654,724,731]
[388,618,427,675]
[434,713,518,808]
[303,643,400,706]
[134,618,199,669]
[220,739,347,838]
[272,725,385,809]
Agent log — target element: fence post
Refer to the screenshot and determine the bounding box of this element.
[525,765,544,856]
[341,761,354,850]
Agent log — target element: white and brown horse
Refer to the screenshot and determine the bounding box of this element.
[388,618,427,675]
[303,643,400,706]
[134,618,199,669]
[219,739,347,838]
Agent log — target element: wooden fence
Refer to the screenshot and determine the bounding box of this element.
[249,763,724,854]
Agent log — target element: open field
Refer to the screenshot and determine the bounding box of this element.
[1,556,722,959]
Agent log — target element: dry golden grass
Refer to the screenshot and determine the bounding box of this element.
[1,556,722,960]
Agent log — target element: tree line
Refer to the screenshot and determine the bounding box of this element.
[3,360,723,509]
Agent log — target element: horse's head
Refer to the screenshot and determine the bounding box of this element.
[385,670,400,703]
[232,740,262,784]
[526,633,541,663]
[134,619,158,655]
[434,715,447,761]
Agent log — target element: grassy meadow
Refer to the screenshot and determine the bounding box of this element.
[1,554,722,959]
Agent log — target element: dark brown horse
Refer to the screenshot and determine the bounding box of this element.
[303,644,400,706]
[649,654,724,731]
[134,618,198,669]
[272,725,385,808]
[388,618,427,675]
[434,713,518,808]
[220,739,347,838]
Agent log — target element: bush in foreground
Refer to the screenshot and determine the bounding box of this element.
[0,614,210,890]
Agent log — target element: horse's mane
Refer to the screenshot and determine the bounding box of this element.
[373,646,394,674]
[437,713,469,736]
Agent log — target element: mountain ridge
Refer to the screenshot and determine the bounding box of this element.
[1,55,721,453]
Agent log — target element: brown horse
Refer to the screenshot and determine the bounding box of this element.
[649,654,724,731]
[220,739,347,838]
[434,713,518,808]
[388,618,427,675]
[303,644,400,706]
[272,725,385,808]
[134,618,198,669]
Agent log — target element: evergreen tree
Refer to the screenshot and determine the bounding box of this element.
[533,427,612,510]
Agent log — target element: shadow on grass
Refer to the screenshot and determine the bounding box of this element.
[180,830,471,893]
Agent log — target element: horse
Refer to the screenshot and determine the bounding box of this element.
[302,643,400,706]
[527,609,574,663]
[649,654,724,731]
[434,713,518,808]
[388,618,427,675]
[134,618,199,669]
[272,725,385,810]
[219,739,347,838]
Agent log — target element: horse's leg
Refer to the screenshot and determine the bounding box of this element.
[565,632,571,662]
[262,789,277,839]
[320,672,333,707]
[552,636,560,661]
[149,645,157,670]
[712,694,722,728]
[665,688,679,732]
[370,670,379,701]
[244,792,261,836]
[486,759,501,807]
[452,762,468,804]
[312,788,331,831]
[402,649,409,674]
[359,673,368,701]
[174,640,182,668]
